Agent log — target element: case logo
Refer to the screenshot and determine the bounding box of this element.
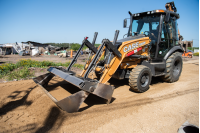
[123,42,145,53]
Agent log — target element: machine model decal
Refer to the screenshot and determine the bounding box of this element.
[123,42,145,53]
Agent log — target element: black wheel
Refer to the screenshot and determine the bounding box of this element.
[129,65,152,93]
[162,52,183,82]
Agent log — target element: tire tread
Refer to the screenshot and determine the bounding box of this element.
[129,65,151,93]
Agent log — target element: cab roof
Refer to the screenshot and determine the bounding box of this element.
[132,9,180,19]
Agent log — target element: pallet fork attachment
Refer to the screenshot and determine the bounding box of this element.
[33,31,120,113]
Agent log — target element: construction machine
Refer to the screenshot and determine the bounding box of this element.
[33,2,183,113]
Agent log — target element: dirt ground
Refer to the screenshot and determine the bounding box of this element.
[0,54,88,65]
[0,57,199,133]
[0,54,198,65]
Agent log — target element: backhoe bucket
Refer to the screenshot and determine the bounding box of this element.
[33,69,114,113]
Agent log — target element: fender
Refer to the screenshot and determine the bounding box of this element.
[164,45,184,60]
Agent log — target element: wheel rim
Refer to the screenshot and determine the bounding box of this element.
[140,73,149,87]
[173,58,181,77]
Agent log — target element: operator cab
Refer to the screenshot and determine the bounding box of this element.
[124,9,180,61]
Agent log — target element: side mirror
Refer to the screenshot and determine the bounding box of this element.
[165,12,170,23]
[123,19,127,28]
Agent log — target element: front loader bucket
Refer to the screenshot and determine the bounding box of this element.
[32,31,120,113]
[33,68,114,113]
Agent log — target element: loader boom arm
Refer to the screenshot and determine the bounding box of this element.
[99,37,150,84]
[67,32,98,71]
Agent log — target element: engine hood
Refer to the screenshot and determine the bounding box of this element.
[115,34,146,48]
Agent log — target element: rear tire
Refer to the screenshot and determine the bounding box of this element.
[129,65,152,93]
[162,52,183,82]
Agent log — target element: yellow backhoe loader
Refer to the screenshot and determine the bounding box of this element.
[33,1,183,113]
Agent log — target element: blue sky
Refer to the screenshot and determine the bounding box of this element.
[0,0,199,47]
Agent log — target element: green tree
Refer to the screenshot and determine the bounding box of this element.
[70,43,81,51]
[95,44,101,47]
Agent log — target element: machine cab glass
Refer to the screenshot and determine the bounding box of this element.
[158,16,178,58]
[130,15,160,58]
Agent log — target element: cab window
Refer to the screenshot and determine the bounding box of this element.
[158,17,176,58]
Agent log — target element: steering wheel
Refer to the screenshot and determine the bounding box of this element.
[133,32,139,36]
[123,34,128,38]
[143,31,150,36]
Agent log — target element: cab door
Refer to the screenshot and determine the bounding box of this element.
[156,16,179,59]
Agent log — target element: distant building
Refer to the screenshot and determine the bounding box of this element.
[22,41,49,54]
[0,44,13,55]
[179,40,193,53]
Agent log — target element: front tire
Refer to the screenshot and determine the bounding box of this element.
[162,52,183,82]
[129,65,152,93]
